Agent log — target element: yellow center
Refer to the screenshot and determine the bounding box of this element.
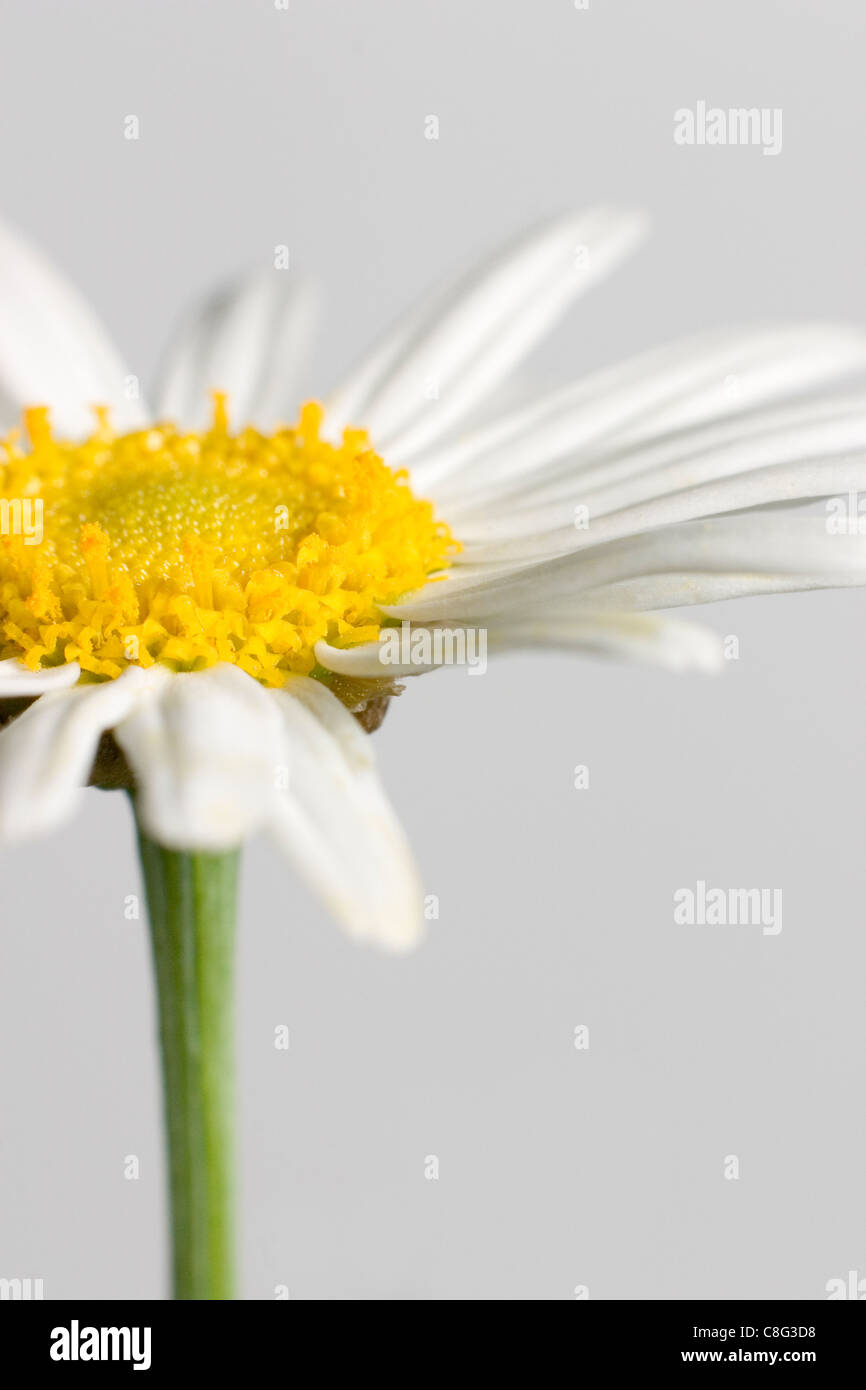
[0,397,456,685]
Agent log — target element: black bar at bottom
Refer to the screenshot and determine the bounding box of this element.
[1,1298,863,1373]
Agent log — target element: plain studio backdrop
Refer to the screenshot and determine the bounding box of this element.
[0,0,864,1301]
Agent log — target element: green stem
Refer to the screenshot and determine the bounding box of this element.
[132,801,239,1300]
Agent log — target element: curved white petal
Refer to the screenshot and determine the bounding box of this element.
[0,667,152,839]
[449,391,866,524]
[316,611,724,676]
[315,635,417,678]
[383,516,866,621]
[490,610,726,673]
[610,328,866,453]
[0,217,147,438]
[154,270,316,431]
[0,659,81,696]
[114,664,285,851]
[325,206,647,457]
[453,430,866,565]
[568,570,866,610]
[417,324,866,507]
[269,676,424,952]
[316,628,484,678]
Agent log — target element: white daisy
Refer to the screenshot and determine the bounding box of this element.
[1,204,866,957]
[4,205,866,1301]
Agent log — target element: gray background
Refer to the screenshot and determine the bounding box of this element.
[1,0,864,1300]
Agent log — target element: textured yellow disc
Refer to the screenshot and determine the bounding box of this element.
[0,397,456,684]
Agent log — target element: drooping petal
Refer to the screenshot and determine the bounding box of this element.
[317,611,724,676]
[114,664,286,851]
[0,667,152,839]
[489,609,726,673]
[0,217,147,438]
[315,635,423,679]
[0,659,81,696]
[153,270,317,431]
[325,206,647,458]
[269,675,424,951]
[316,628,484,679]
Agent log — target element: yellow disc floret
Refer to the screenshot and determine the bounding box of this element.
[0,397,456,685]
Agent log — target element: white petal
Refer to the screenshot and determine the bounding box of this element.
[413,329,739,495]
[383,516,866,620]
[570,570,863,610]
[0,217,147,437]
[154,270,316,431]
[269,676,424,951]
[611,328,866,451]
[0,659,81,696]
[453,418,866,564]
[114,664,285,851]
[315,635,420,678]
[315,628,483,678]
[490,610,726,673]
[450,391,866,524]
[510,453,866,561]
[416,324,866,508]
[315,611,723,675]
[573,399,866,517]
[0,667,152,839]
[325,206,647,457]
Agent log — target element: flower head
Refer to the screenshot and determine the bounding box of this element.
[1,396,454,683]
[1,205,866,948]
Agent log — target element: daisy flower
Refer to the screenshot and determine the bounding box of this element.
[1,205,865,1297]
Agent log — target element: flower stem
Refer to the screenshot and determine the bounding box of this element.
[133,805,239,1300]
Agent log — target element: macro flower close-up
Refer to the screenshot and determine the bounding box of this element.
[3,205,866,949]
[3,0,865,1332]
[2,202,865,1297]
